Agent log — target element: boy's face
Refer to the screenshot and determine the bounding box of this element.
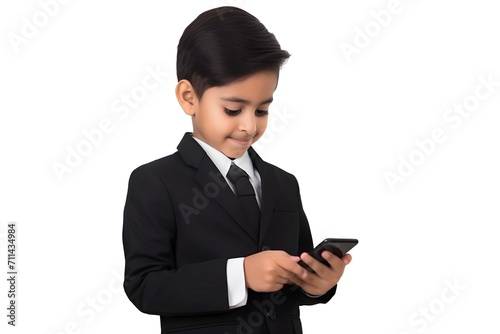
[189,71,277,159]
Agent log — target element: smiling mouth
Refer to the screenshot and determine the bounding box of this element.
[229,137,253,145]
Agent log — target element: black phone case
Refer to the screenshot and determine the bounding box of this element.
[299,238,358,273]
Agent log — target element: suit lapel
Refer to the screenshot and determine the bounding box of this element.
[177,133,259,243]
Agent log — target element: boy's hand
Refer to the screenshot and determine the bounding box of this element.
[244,251,309,292]
[290,251,352,296]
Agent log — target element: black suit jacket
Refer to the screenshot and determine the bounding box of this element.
[122,133,336,334]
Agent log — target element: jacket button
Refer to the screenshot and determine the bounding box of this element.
[266,309,277,320]
[261,245,270,251]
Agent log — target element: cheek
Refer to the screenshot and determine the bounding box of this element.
[198,107,224,131]
[253,117,268,141]
[257,117,268,134]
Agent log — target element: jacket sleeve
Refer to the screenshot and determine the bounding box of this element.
[292,177,337,305]
[122,165,230,316]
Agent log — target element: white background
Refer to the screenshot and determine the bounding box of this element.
[1,0,499,333]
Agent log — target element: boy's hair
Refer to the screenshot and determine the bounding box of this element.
[177,6,290,99]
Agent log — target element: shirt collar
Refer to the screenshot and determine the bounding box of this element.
[192,136,256,181]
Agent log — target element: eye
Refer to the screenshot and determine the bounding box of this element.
[224,108,241,116]
[255,109,269,116]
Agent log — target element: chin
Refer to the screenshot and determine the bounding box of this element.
[224,148,246,159]
[229,152,245,159]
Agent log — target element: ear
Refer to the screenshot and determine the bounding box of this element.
[175,79,197,116]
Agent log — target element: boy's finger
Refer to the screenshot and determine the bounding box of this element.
[321,251,347,270]
[285,274,303,287]
[278,256,309,279]
[342,253,352,265]
[299,252,328,276]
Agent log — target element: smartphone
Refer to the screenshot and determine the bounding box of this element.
[298,238,358,273]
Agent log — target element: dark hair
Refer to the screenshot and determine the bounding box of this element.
[176,6,290,99]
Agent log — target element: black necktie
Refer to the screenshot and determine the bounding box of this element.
[227,163,260,237]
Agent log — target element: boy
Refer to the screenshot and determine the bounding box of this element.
[122,6,352,334]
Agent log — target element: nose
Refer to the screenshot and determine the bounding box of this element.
[238,110,257,135]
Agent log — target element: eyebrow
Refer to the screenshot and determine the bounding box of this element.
[220,96,274,105]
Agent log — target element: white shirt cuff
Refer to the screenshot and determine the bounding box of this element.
[227,257,248,309]
[305,292,325,298]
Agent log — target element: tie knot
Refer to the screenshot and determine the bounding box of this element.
[227,163,249,184]
[227,163,255,197]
